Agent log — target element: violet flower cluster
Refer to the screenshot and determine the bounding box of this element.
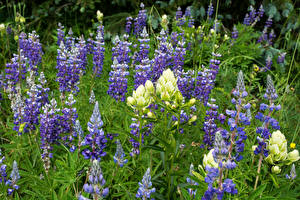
[56,41,81,96]
[136,168,156,199]
[60,94,79,152]
[152,29,173,82]
[79,160,109,199]
[81,101,107,160]
[134,3,147,36]
[177,70,195,99]
[0,149,7,184]
[254,75,280,157]
[113,140,128,167]
[134,28,151,89]
[11,91,25,135]
[207,3,214,19]
[203,99,219,149]
[93,25,105,77]
[202,132,238,200]
[243,5,264,26]
[125,16,133,34]
[225,71,250,162]
[129,118,153,156]
[172,39,186,72]
[40,99,61,173]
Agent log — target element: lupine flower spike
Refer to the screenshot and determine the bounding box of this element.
[89,90,96,104]
[80,159,109,199]
[136,168,156,199]
[286,164,296,180]
[113,139,128,167]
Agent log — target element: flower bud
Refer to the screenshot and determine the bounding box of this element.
[0,24,5,32]
[147,112,154,118]
[127,97,135,107]
[188,98,196,106]
[271,166,281,174]
[20,16,26,23]
[287,150,300,164]
[145,80,154,94]
[203,149,218,168]
[188,115,197,124]
[97,10,103,22]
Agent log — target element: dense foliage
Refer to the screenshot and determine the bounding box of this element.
[0,0,299,199]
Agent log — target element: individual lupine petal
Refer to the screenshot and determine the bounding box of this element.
[136,168,155,199]
[222,179,238,194]
[89,90,96,104]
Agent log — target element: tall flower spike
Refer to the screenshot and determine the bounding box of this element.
[136,168,156,199]
[264,75,278,100]
[82,101,107,160]
[82,160,109,199]
[93,25,105,77]
[113,139,128,167]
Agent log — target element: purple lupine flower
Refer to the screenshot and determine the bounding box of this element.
[20,31,43,72]
[57,23,65,46]
[265,17,273,28]
[135,27,150,64]
[277,52,286,64]
[172,40,186,72]
[56,40,81,96]
[186,164,198,198]
[65,28,75,51]
[11,91,25,135]
[37,72,50,105]
[76,35,88,73]
[207,3,214,19]
[82,101,107,160]
[6,160,20,195]
[134,58,151,89]
[151,29,173,82]
[231,26,238,39]
[125,16,133,34]
[254,75,280,157]
[185,7,194,27]
[257,27,268,43]
[108,58,130,102]
[248,6,256,23]
[86,33,94,55]
[261,56,272,72]
[81,160,109,199]
[134,3,147,36]
[5,50,27,93]
[194,53,220,105]
[136,168,156,199]
[226,71,250,162]
[268,29,276,45]
[203,99,219,149]
[93,25,105,77]
[23,80,42,133]
[286,164,296,180]
[113,139,128,167]
[243,14,251,26]
[40,99,61,173]
[177,69,195,99]
[0,149,7,184]
[176,7,185,26]
[129,118,153,156]
[202,132,238,200]
[60,94,78,152]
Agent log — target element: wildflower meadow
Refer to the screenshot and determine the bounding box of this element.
[0,0,299,199]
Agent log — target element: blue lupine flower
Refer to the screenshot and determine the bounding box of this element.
[207,3,214,19]
[6,160,20,195]
[203,99,219,149]
[125,16,133,34]
[186,164,198,198]
[254,75,280,157]
[136,168,156,199]
[93,25,105,77]
[113,139,128,167]
[134,3,147,36]
[82,101,107,160]
[286,164,296,180]
[81,160,109,199]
